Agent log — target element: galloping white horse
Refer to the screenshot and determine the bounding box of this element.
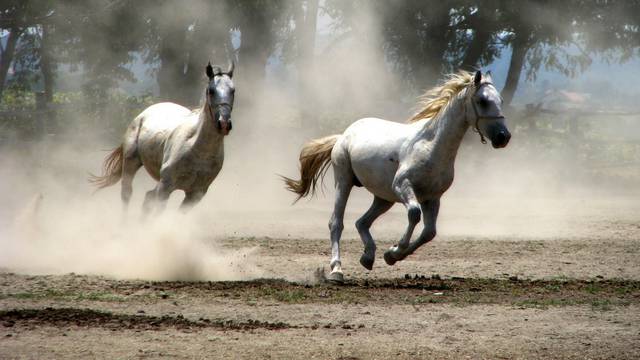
[284,71,510,282]
[90,62,235,213]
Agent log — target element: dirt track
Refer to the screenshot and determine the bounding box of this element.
[2,226,640,359]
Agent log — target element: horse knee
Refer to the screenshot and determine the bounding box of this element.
[155,181,172,201]
[423,226,436,241]
[143,190,155,201]
[407,206,421,224]
[355,217,369,233]
[121,186,132,203]
[328,218,344,233]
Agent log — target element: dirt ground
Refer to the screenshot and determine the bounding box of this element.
[2,206,640,359]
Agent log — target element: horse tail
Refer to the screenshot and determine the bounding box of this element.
[88,145,124,190]
[282,134,340,202]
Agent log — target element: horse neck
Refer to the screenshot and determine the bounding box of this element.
[418,91,469,161]
[194,103,224,152]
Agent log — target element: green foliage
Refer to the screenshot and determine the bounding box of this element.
[0,86,36,110]
[4,1,638,99]
[0,88,155,139]
[259,287,307,303]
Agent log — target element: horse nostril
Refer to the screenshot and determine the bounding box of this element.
[496,131,506,143]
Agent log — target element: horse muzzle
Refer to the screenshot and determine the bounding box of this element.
[216,117,232,136]
[491,129,511,148]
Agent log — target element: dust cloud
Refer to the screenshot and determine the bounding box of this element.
[1,1,639,280]
[0,143,264,281]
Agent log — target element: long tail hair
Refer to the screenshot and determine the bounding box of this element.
[88,145,124,189]
[282,135,339,202]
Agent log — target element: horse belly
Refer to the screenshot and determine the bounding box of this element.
[346,133,405,203]
[171,153,224,191]
[351,158,399,202]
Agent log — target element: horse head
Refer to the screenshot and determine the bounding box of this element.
[205,61,235,136]
[467,70,511,148]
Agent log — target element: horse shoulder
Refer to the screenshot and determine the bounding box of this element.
[140,103,194,131]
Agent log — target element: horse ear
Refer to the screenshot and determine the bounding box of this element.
[206,62,214,79]
[474,70,482,87]
[484,70,493,83]
[226,60,234,78]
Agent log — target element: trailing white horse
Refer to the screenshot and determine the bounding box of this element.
[90,62,235,213]
[284,71,510,282]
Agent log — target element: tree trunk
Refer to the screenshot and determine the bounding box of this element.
[297,0,318,67]
[460,26,492,71]
[157,27,188,104]
[0,26,22,103]
[415,4,450,91]
[40,22,54,103]
[182,10,230,107]
[236,10,274,108]
[183,23,211,106]
[459,4,499,71]
[296,0,319,128]
[502,32,530,107]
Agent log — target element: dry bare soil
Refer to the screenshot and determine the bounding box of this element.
[2,210,640,359]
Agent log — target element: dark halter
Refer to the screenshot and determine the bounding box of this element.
[469,82,505,144]
[206,87,233,123]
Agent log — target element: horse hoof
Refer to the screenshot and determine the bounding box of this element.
[327,270,344,284]
[383,250,397,266]
[359,254,374,271]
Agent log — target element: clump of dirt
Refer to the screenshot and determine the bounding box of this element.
[0,308,294,331]
[2,272,637,308]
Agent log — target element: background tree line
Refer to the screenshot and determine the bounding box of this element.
[0,0,639,116]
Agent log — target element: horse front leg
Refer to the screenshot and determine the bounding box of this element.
[385,199,440,264]
[141,178,174,218]
[180,189,206,212]
[141,189,157,220]
[384,179,421,265]
[154,178,173,214]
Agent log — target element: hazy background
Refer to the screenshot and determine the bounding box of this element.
[1,0,639,280]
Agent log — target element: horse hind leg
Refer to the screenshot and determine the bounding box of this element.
[328,183,351,283]
[120,124,142,214]
[327,168,353,283]
[355,196,393,270]
[120,155,142,213]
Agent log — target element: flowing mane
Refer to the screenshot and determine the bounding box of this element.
[407,71,475,123]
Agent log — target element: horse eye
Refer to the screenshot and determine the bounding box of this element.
[478,98,489,108]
